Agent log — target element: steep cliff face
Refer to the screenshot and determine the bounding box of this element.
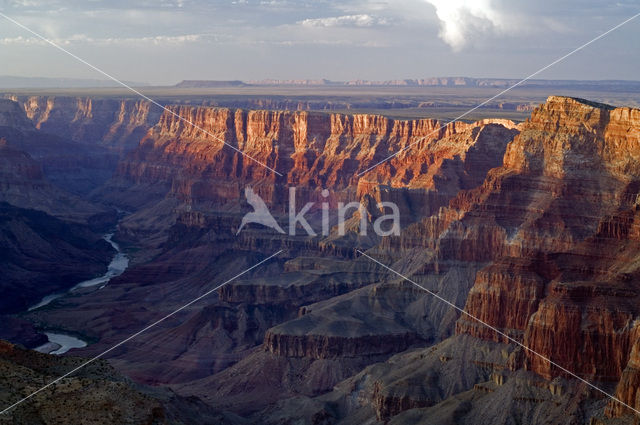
[8,95,160,152]
[438,97,640,392]
[608,322,640,418]
[107,106,517,249]
[118,108,516,202]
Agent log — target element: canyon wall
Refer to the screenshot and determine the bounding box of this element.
[6,95,161,153]
[428,97,640,414]
[112,106,517,218]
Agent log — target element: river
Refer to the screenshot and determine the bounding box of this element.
[35,332,87,355]
[31,232,129,355]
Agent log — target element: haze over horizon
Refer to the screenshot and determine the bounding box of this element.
[4,74,640,90]
[0,0,638,85]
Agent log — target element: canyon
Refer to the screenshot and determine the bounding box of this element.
[0,92,639,424]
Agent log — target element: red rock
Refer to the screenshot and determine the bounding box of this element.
[607,323,640,417]
[449,97,640,389]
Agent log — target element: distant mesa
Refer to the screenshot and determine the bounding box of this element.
[174,80,247,88]
[246,79,341,86]
[171,77,640,91]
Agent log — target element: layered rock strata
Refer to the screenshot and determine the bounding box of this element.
[419,97,640,398]
[7,95,160,152]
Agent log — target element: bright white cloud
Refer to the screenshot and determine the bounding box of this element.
[424,0,511,50]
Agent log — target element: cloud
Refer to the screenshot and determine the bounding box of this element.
[299,14,389,28]
[423,0,510,50]
[0,0,637,83]
[0,35,44,45]
[0,33,204,46]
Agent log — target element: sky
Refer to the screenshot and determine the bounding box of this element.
[0,0,638,85]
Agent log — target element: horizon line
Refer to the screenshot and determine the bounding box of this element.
[2,74,640,90]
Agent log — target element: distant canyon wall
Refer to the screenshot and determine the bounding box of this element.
[113,106,518,217]
[5,95,161,153]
